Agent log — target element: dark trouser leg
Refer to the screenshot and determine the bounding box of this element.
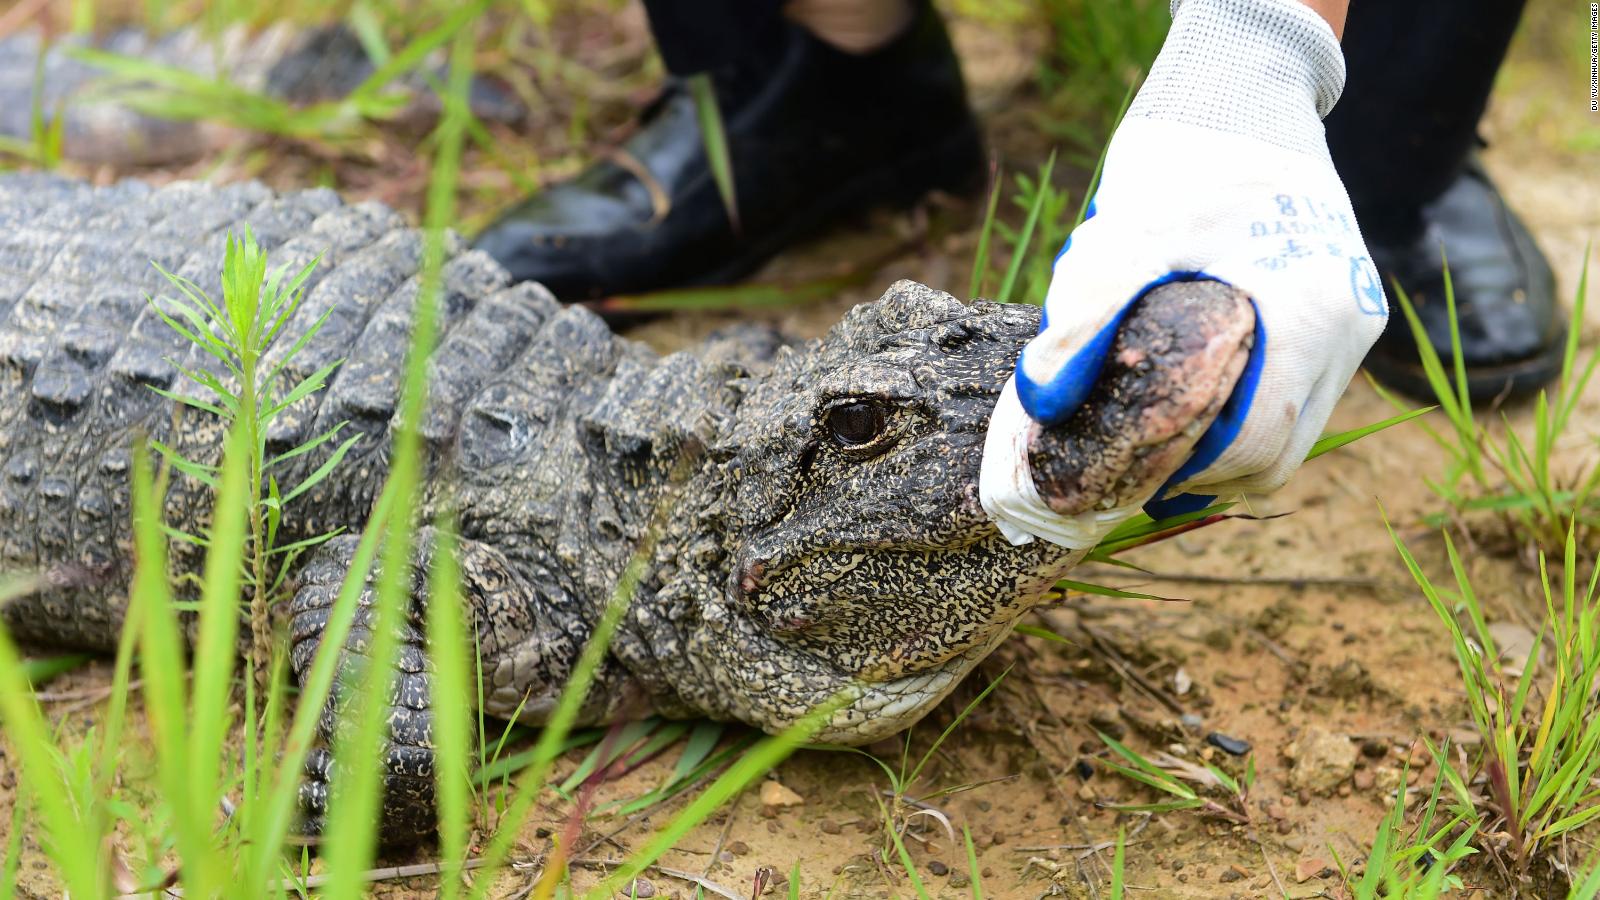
[1331,0,1563,402]
[640,0,788,75]
[1326,0,1528,241]
[473,0,981,305]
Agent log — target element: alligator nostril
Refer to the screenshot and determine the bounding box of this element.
[733,558,766,601]
[741,560,764,593]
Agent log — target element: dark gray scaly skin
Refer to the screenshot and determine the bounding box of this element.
[0,174,1256,842]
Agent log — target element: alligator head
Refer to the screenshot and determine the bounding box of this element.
[652,279,1254,742]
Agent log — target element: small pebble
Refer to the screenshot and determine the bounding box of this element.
[928,861,949,876]
[1089,704,1126,740]
[1360,739,1388,759]
[819,819,842,835]
[990,832,1006,846]
[760,780,804,810]
[624,878,656,898]
[950,873,970,888]
[1295,851,1331,883]
[1219,866,1247,883]
[1074,758,1095,780]
[1181,713,1204,729]
[1205,732,1252,756]
[727,841,750,857]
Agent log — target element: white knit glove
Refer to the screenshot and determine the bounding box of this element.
[980,0,1388,549]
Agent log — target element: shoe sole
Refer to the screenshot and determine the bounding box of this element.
[1362,329,1568,404]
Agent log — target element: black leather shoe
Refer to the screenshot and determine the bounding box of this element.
[471,1,983,303]
[1362,157,1564,403]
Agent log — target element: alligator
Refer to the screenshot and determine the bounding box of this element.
[0,173,1255,840]
[0,22,524,167]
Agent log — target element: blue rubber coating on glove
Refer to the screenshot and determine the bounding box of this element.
[1016,271,1210,426]
[1054,234,1073,265]
[1142,490,1217,521]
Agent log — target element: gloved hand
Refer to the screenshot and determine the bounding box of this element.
[981,0,1389,550]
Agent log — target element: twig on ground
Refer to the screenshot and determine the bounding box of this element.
[34,680,142,703]
[1246,629,1302,669]
[571,857,743,900]
[120,858,491,897]
[702,803,738,880]
[1077,622,1189,718]
[1077,569,1379,591]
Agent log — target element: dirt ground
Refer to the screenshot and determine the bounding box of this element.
[3,1,1600,897]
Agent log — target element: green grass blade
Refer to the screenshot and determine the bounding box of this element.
[963,824,984,900]
[130,446,220,896]
[997,150,1056,304]
[245,482,395,883]
[473,729,604,790]
[688,74,738,231]
[610,732,762,817]
[321,24,473,898]
[467,554,651,900]
[182,424,252,893]
[1072,79,1136,231]
[1054,579,1171,601]
[427,524,472,900]
[20,654,91,686]
[0,594,103,898]
[969,165,1002,299]
[583,693,853,899]
[880,796,934,900]
[905,666,1009,789]
[559,719,658,794]
[1306,406,1435,461]
[1012,622,1075,645]
[668,721,725,787]
[1109,828,1126,899]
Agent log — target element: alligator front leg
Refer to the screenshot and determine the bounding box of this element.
[284,524,637,841]
[287,529,445,841]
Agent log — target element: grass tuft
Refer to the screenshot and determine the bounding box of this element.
[1389,512,1600,883]
[1380,251,1599,553]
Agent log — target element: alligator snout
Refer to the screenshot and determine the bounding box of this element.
[1027,280,1257,515]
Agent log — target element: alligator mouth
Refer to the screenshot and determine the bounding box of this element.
[732,538,1080,682]
[802,626,1016,745]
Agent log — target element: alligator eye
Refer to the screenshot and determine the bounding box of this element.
[825,401,888,448]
